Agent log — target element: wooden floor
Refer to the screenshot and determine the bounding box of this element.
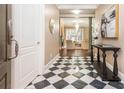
[59,49,90,57]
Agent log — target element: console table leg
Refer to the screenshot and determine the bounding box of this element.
[113,51,118,78]
[97,48,100,63]
[102,50,107,78]
[91,45,94,64]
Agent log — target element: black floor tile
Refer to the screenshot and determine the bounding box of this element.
[74,63,82,66]
[79,67,83,70]
[84,63,91,66]
[61,67,71,71]
[67,57,72,59]
[71,80,87,89]
[58,72,70,78]
[43,72,55,78]
[73,72,84,78]
[64,63,72,66]
[86,67,94,71]
[90,80,106,89]
[59,57,64,59]
[34,80,50,89]
[56,59,63,62]
[53,80,69,89]
[53,63,61,66]
[64,60,70,62]
[87,72,98,78]
[108,81,124,89]
[49,67,59,71]
[74,60,81,62]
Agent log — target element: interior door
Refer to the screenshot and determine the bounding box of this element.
[11,5,42,88]
[0,5,11,89]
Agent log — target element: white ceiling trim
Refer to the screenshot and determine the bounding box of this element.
[56,4,99,10]
[60,14,95,18]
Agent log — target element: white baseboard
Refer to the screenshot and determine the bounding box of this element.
[45,53,60,71]
[106,62,124,83]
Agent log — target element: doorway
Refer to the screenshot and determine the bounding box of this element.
[59,17,92,56]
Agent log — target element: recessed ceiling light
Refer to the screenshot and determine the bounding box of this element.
[72,10,81,15]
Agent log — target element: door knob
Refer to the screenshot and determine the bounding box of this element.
[8,39,19,60]
[37,42,40,44]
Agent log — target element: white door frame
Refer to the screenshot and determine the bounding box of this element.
[11,4,45,89]
[37,4,45,74]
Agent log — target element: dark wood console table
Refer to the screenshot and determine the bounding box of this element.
[91,44,121,81]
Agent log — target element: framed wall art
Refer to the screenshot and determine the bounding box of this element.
[101,4,119,39]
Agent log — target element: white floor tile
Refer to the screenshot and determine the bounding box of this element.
[104,85,115,89]
[56,65,65,68]
[64,85,76,89]
[64,75,78,83]
[80,75,95,84]
[79,65,88,69]
[79,69,91,74]
[84,85,96,89]
[68,65,76,69]
[49,64,55,68]
[66,69,76,74]
[32,76,45,84]
[26,85,35,89]
[52,69,64,74]
[44,69,51,74]
[44,85,56,89]
[47,75,62,84]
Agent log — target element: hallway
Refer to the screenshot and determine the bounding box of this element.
[1,4,124,89]
[26,50,124,89]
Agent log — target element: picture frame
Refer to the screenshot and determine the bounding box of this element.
[101,4,119,39]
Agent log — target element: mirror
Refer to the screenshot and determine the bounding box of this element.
[49,18,56,34]
[49,18,59,41]
[49,18,59,34]
[101,4,119,39]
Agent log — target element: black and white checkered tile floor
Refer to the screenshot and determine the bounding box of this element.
[26,56,124,89]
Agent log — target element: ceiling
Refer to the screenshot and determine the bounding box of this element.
[58,5,98,27]
[57,4,99,10]
[61,18,89,27]
[57,4,99,15]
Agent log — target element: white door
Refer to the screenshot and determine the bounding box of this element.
[11,5,45,88]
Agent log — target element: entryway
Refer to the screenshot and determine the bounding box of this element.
[1,4,124,89]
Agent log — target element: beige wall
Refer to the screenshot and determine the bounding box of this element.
[82,27,89,49]
[95,4,124,75]
[45,5,59,65]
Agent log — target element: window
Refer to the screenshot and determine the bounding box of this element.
[66,28,83,43]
